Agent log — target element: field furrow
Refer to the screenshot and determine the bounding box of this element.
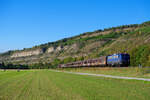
[0,70,150,100]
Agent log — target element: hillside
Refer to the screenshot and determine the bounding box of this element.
[0,21,150,67]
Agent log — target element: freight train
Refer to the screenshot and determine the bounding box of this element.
[58,53,130,68]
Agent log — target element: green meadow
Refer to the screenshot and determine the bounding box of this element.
[0,69,150,100]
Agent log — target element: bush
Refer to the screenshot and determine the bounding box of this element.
[130,44,150,66]
[136,67,150,75]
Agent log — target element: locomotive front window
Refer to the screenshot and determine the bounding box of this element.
[114,55,118,58]
[108,55,118,59]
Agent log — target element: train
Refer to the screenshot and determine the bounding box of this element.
[58,53,130,68]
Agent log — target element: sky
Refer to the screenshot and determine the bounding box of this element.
[0,0,150,53]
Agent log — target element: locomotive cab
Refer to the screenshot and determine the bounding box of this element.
[107,53,130,67]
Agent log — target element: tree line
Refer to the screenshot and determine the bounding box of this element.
[0,62,59,69]
[0,62,29,69]
[0,56,84,69]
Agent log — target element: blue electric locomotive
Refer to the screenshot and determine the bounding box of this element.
[106,53,130,67]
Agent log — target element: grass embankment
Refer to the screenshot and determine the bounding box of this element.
[59,67,150,78]
[0,70,150,100]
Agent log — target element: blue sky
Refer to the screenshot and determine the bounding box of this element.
[0,0,149,53]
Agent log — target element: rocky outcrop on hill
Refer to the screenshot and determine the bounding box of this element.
[11,49,43,58]
[56,46,63,51]
[47,47,55,53]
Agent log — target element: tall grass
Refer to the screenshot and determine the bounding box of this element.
[59,67,150,78]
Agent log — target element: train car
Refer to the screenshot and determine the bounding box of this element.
[89,56,106,67]
[58,56,107,68]
[106,53,130,67]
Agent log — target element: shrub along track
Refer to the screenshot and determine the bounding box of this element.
[52,70,150,81]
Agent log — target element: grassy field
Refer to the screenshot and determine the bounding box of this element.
[0,69,150,100]
[59,67,150,78]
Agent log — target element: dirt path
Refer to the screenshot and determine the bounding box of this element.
[52,70,150,81]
